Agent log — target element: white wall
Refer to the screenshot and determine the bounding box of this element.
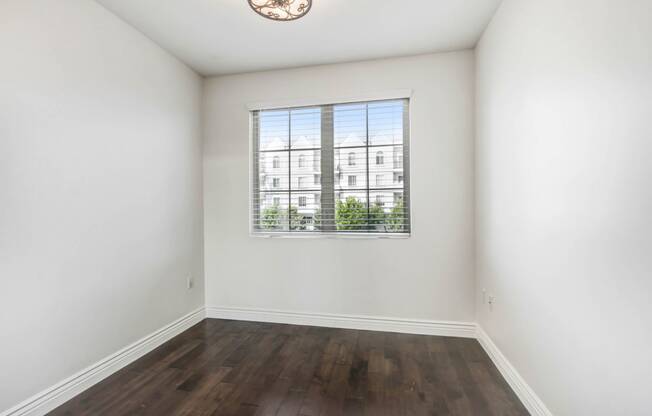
[476,1,652,415]
[203,52,476,323]
[0,0,203,411]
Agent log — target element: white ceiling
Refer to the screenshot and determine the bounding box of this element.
[96,0,501,76]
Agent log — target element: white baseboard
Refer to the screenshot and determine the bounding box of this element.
[1,307,206,416]
[3,308,551,416]
[476,326,553,416]
[205,306,476,338]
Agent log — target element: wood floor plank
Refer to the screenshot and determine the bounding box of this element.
[47,319,529,416]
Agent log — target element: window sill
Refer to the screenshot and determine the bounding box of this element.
[250,232,411,239]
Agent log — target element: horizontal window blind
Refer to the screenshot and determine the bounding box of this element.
[251,99,410,236]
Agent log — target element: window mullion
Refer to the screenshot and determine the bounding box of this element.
[320,105,335,232]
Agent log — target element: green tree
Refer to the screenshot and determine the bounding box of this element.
[313,207,322,230]
[368,203,386,231]
[261,204,282,230]
[335,197,367,231]
[287,205,306,230]
[387,198,405,232]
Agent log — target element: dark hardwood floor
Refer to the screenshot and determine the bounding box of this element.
[49,319,529,416]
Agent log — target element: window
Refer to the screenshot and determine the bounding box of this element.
[252,99,410,235]
[394,151,403,169]
[313,150,320,169]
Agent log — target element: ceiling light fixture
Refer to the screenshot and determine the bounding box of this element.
[248,0,312,21]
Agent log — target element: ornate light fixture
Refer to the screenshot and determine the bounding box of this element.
[248,0,312,21]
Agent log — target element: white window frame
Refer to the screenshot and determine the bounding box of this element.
[248,90,412,239]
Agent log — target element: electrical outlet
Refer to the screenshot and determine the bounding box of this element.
[186,276,194,290]
[487,294,495,311]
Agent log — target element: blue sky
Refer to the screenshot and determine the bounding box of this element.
[258,100,404,150]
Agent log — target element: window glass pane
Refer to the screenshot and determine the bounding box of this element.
[334,148,367,190]
[335,192,368,232]
[368,100,403,146]
[368,190,407,233]
[290,149,320,190]
[257,192,290,232]
[291,191,321,231]
[259,151,289,191]
[368,145,403,189]
[291,107,321,149]
[259,110,289,150]
[334,103,366,147]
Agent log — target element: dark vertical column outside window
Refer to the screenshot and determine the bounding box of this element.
[252,110,261,231]
[320,105,336,231]
[287,111,292,231]
[402,100,411,234]
[365,103,371,227]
